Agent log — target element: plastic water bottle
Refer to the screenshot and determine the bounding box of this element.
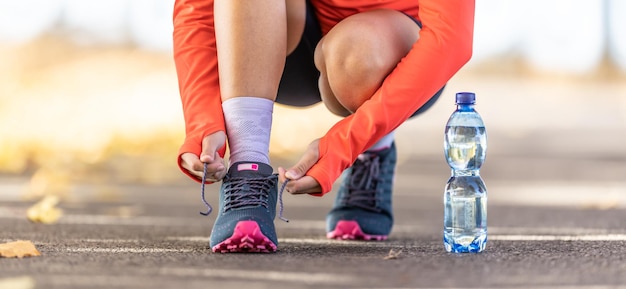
[443,92,487,253]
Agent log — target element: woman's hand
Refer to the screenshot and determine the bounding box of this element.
[180,131,227,182]
[278,139,322,195]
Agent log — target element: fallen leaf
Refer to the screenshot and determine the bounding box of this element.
[27,195,63,224]
[0,241,41,258]
[383,248,402,260]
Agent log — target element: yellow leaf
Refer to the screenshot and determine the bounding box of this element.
[0,241,41,258]
[26,195,63,224]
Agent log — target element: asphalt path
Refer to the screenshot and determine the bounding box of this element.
[2,130,626,289]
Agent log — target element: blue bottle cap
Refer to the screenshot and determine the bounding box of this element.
[455,92,476,104]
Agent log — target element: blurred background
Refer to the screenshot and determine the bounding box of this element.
[0,0,624,201]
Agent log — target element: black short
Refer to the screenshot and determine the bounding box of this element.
[276,1,443,117]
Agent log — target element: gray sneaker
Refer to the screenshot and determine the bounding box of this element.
[209,162,279,253]
[326,143,396,241]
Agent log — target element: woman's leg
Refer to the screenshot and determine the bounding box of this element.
[214,0,305,101]
[314,9,420,116]
[214,0,306,101]
[213,0,306,165]
[208,0,307,253]
[318,9,421,241]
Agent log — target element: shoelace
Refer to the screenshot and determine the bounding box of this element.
[200,163,289,222]
[341,153,382,213]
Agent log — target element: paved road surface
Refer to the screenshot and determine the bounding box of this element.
[2,137,626,289]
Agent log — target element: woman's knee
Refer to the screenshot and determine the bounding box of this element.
[316,30,388,112]
[321,19,391,82]
[315,9,419,112]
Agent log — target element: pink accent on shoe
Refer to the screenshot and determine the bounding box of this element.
[212,221,277,253]
[237,163,259,171]
[326,220,388,241]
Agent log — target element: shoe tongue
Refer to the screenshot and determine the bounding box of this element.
[228,162,273,178]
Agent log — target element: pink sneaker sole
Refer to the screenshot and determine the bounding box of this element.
[326,220,388,241]
[211,221,277,253]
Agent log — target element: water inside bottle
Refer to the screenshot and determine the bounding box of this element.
[444,125,486,171]
[444,173,487,253]
[444,193,487,253]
